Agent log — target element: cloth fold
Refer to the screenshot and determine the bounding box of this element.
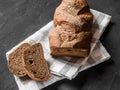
[6,9,111,90]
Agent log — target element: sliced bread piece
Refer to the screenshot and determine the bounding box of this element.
[22,43,50,81]
[8,43,31,77]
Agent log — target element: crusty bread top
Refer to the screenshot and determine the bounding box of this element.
[8,43,31,77]
[54,0,93,32]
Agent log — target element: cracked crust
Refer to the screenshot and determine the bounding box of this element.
[49,0,93,57]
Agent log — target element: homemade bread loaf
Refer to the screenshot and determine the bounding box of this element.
[49,0,93,57]
[22,43,50,81]
[8,43,31,77]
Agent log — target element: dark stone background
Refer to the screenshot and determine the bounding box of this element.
[0,0,120,90]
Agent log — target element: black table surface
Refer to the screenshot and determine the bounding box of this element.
[0,0,120,90]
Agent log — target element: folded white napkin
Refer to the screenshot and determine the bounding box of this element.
[13,41,110,90]
[6,9,111,90]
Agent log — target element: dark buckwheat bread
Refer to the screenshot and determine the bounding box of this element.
[22,43,50,81]
[48,0,93,57]
[8,43,31,77]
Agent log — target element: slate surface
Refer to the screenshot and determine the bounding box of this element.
[0,0,119,90]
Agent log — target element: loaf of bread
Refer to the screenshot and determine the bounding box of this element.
[22,43,50,81]
[48,0,93,57]
[8,43,31,77]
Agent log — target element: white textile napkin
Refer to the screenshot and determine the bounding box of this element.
[13,41,110,90]
[6,9,111,90]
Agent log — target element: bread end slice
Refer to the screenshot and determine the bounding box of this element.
[8,43,31,77]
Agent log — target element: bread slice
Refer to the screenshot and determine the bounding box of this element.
[8,43,31,77]
[22,43,50,81]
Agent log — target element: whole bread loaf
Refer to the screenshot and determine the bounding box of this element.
[49,0,93,57]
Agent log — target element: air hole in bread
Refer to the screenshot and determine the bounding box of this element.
[9,60,11,63]
[18,71,22,74]
[67,49,72,52]
[29,60,33,64]
[33,71,36,74]
[32,51,35,54]
[22,72,25,75]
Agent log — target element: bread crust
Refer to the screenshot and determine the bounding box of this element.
[49,0,93,57]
